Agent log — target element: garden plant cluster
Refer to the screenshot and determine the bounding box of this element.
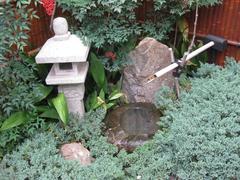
[1,59,239,179]
[1,0,239,179]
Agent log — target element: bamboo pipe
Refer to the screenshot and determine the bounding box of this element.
[146,41,215,83]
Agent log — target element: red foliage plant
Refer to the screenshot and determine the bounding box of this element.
[41,0,55,16]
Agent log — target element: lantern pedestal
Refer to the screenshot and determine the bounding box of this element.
[58,84,85,116]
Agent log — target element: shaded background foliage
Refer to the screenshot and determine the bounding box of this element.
[57,0,222,48]
[0,1,39,62]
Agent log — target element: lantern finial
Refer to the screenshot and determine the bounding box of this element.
[53,17,68,36]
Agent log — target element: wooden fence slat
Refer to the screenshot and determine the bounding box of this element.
[187,0,240,65]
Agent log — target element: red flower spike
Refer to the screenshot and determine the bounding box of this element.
[41,0,55,16]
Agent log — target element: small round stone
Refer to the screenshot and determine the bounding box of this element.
[53,17,68,35]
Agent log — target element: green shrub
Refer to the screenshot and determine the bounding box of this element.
[0,109,125,180]
[1,59,240,179]
[154,86,177,111]
[58,0,221,48]
[0,133,124,180]
[0,56,49,158]
[0,57,39,116]
[0,0,46,157]
[0,1,38,62]
[57,0,222,77]
[125,58,240,179]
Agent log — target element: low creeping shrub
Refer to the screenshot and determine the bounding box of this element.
[1,58,239,179]
[0,109,125,180]
[125,58,240,179]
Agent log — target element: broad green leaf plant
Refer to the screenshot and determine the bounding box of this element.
[51,93,69,125]
[0,112,28,131]
[0,59,69,156]
[0,0,70,158]
[0,85,69,131]
[86,53,124,111]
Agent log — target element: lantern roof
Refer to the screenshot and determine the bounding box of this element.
[36,17,90,64]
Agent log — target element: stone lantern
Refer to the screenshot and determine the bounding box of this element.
[35,17,90,116]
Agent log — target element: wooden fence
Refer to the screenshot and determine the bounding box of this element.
[26,4,52,52]
[186,0,240,65]
[27,0,240,65]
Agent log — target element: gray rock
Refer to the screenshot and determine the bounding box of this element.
[60,142,91,166]
[122,37,174,103]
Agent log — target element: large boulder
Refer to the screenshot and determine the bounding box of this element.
[122,37,174,103]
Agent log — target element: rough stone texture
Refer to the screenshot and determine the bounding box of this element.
[105,103,160,152]
[58,84,85,116]
[122,37,174,103]
[60,142,91,166]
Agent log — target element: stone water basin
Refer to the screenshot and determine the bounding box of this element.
[105,103,160,152]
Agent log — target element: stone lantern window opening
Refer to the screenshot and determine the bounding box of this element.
[53,62,80,76]
[59,63,73,70]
